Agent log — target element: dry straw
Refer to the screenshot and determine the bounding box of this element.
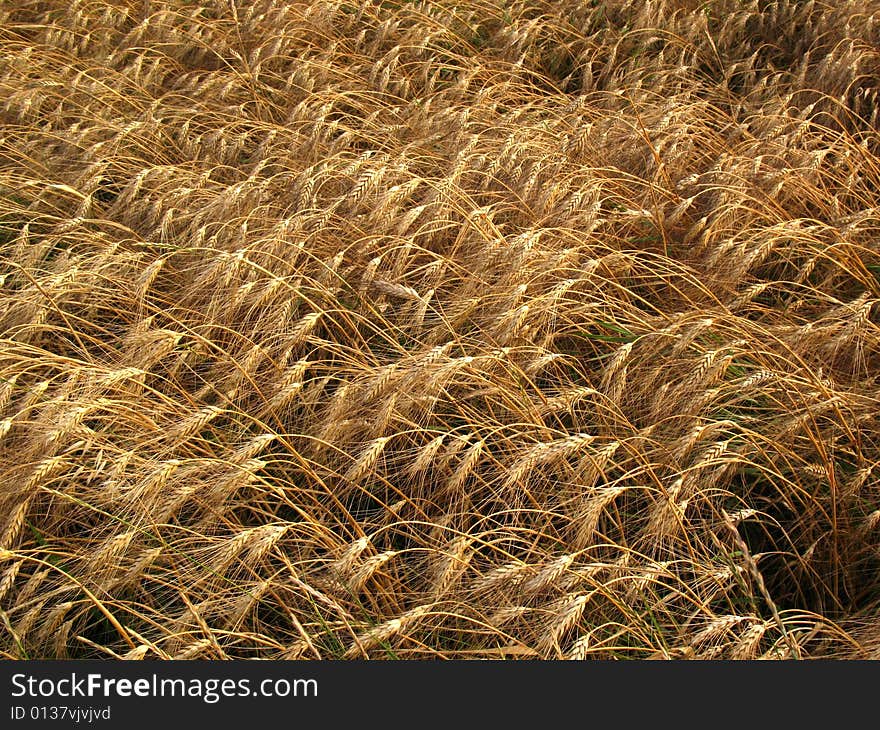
[0,0,878,658]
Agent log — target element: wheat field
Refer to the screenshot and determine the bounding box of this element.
[1,0,879,659]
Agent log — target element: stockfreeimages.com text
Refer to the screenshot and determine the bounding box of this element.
[11,674,317,704]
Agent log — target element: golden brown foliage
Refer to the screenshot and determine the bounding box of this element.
[1,0,879,659]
